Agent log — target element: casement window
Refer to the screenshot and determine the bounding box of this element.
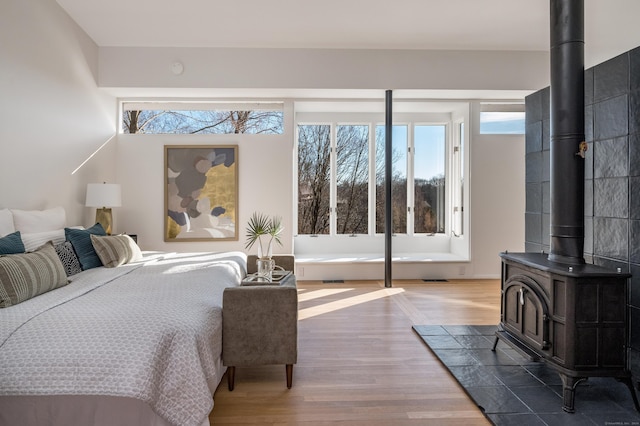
[295,106,466,257]
[120,102,284,134]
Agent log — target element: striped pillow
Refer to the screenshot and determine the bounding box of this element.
[0,241,68,308]
[90,234,142,268]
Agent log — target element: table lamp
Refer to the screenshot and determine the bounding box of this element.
[85,183,121,235]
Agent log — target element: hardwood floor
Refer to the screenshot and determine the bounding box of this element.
[211,279,501,425]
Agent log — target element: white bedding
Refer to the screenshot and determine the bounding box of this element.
[0,251,246,426]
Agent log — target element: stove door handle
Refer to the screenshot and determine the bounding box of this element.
[519,287,525,306]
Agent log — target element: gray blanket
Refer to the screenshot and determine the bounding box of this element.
[0,251,246,426]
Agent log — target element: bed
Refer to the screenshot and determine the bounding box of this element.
[0,208,246,426]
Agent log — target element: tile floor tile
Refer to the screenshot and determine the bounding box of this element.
[415,325,640,425]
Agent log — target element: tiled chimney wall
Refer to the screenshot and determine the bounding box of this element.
[525,46,640,378]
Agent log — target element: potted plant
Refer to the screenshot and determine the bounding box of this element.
[245,212,283,259]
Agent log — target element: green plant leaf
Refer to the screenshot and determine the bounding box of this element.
[245,212,284,250]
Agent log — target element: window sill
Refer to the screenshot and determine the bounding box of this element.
[295,252,469,264]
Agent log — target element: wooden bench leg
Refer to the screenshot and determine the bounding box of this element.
[286,364,293,389]
[227,366,235,391]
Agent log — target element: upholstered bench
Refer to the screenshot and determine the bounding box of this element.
[222,255,297,391]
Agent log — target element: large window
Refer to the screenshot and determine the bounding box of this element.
[121,102,284,134]
[297,116,450,239]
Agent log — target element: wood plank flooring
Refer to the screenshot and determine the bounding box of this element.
[211,279,501,425]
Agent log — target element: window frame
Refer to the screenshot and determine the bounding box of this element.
[295,110,460,256]
[118,100,285,135]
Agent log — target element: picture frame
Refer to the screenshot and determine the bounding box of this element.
[164,145,238,242]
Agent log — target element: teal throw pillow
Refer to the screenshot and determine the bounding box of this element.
[0,231,26,255]
[64,223,106,270]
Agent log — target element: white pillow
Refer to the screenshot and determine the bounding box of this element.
[11,207,66,234]
[21,229,66,252]
[0,209,15,237]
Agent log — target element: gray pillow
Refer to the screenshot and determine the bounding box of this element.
[0,241,68,308]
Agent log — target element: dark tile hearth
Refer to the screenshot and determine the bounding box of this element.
[413,325,640,426]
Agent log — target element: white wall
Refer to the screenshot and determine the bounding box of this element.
[468,102,526,278]
[99,47,549,93]
[0,0,116,226]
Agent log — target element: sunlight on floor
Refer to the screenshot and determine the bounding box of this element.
[297,287,354,302]
[298,287,405,320]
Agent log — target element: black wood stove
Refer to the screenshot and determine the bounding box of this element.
[496,252,633,412]
[493,0,637,413]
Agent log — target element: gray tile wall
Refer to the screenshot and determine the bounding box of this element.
[525,46,640,380]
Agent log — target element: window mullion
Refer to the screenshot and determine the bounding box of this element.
[368,122,376,236]
[407,124,415,236]
[443,123,451,236]
[330,123,337,236]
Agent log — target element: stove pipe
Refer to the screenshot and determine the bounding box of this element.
[548,0,586,265]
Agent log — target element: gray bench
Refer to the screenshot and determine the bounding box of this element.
[222,255,297,390]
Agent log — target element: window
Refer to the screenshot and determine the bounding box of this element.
[413,125,446,234]
[375,125,408,234]
[297,116,449,239]
[121,102,284,134]
[479,103,525,134]
[336,125,369,235]
[297,125,331,235]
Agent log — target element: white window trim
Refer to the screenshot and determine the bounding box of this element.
[295,110,463,258]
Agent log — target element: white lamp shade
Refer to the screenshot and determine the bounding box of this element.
[85,183,122,208]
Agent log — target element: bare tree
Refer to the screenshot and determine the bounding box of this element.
[375,126,405,234]
[336,125,369,234]
[414,175,445,234]
[297,125,331,234]
[124,110,168,134]
[123,110,282,134]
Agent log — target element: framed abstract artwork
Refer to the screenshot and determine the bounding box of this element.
[164,145,238,241]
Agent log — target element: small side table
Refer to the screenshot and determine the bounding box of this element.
[222,273,298,390]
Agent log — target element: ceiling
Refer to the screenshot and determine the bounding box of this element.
[57,0,640,68]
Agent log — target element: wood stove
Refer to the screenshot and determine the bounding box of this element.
[493,0,637,413]
[496,252,633,412]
